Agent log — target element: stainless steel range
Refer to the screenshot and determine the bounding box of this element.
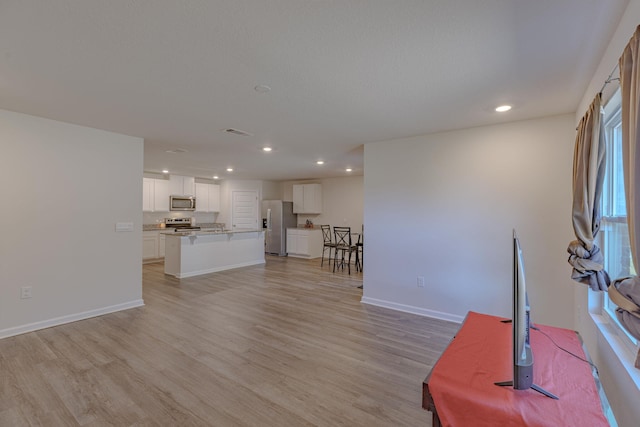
[165,217,201,231]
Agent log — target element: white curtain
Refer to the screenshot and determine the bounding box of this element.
[609,25,640,368]
[567,94,609,291]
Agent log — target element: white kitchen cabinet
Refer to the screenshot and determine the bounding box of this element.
[143,178,170,212]
[286,228,323,259]
[169,175,195,196]
[153,179,170,212]
[208,184,220,212]
[292,185,304,214]
[159,233,166,257]
[195,183,208,212]
[143,230,168,261]
[292,184,322,214]
[143,231,159,260]
[286,229,297,255]
[195,183,221,212]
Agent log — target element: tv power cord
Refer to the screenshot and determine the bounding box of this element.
[531,326,599,376]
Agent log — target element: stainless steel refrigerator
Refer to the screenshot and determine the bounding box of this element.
[262,200,298,256]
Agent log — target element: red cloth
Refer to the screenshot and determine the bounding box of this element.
[428,311,608,427]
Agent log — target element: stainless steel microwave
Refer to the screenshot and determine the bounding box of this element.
[170,195,196,211]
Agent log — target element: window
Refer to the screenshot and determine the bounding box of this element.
[601,89,638,346]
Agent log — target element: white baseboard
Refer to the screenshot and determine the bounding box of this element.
[287,253,321,259]
[172,260,265,278]
[0,299,145,339]
[360,296,464,324]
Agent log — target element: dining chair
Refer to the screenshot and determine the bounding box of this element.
[320,225,336,267]
[355,224,363,273]
[333,226,357,274]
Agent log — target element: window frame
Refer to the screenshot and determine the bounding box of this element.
[598,89,638,349]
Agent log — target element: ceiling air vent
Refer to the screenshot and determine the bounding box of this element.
[165,148,188,154]
[224,128,254,137]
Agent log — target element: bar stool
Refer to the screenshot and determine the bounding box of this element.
[333,226,357,274]
[355,225,363,272]
[320,225,336,267]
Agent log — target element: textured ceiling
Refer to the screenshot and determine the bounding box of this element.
[0,0,629,180]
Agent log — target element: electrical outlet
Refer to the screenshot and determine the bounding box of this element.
[417,276,425,288]
[20,286,32,299]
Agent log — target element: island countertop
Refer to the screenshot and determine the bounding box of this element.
[164,229,265,278]
[163,229,264,237]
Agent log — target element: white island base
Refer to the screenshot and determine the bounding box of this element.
[164,230,265,278]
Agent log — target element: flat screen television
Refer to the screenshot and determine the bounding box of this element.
[494,230,558,400]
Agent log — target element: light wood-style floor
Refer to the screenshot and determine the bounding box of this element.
[0,256,459,426]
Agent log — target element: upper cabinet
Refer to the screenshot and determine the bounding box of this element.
[195,182,221,212]
[143,178,170,212]
[292,184,322,214]
[154,179,170,211]
[169,175,195,196]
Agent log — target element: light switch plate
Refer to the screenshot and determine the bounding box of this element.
[115,222,134,232]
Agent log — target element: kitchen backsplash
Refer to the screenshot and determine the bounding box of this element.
[143,211,218,226]
[296,214,358,229]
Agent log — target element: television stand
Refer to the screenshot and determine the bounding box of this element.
[422,311,609,426]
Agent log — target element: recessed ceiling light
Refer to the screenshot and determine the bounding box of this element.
[162,169,169,174]
[213,175,219,180]
[316,160,324,165]
[262,147,272,152]
[226,168,233,172]
[495,105,512,112]
[346,168,352,172]
[254,85,271,93]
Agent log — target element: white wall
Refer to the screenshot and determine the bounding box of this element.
[261,180,283,201]
[573,1,640,425]
[0,109,144,337]
[362,114,576,327]
[281,176,364,230]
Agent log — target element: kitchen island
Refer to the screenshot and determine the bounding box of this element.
[164,229,265,278]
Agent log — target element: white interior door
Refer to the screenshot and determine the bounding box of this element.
[231,190,258,230]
